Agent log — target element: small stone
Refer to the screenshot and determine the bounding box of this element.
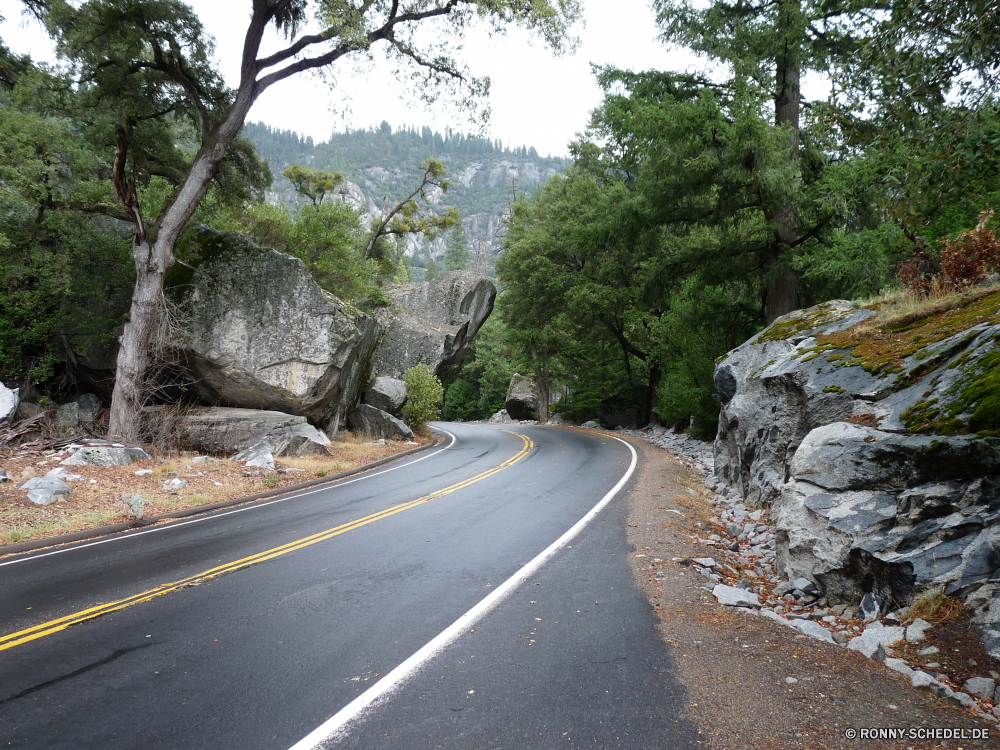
[858,592,883,622]
[135,469,154,476]
[917,645,940,657]
[726,522,743,537]
[912,671,948,696]
[905,618,932,643]
[162,478,188,491]
[833,631,849,645]
[884,612,900,625]
[964,677,996,700]
[848,623,903,660]
[885,658,915,678]
[728,540,740,551]
[924,662,940,669]
[20,466,36,480]
[45,467,69,478]
[785,677,798,684]
[20,476,72,505]
[791,577,817,594]
[773,581,795,596]
[692,557,716,568]
[192,456,211,464]
[712,584,760,608]
[791,619,834,643]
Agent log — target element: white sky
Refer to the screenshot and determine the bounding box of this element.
[0,1,826,158]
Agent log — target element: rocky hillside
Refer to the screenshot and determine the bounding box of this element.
[244,123,569,272]
[713,289,1000,658]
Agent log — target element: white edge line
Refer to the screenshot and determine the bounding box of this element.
[287,435,638,750]
[0,430,458,568]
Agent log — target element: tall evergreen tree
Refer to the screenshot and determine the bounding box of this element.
[444,222,470,271]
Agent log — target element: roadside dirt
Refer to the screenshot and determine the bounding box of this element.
[623,436,995,750]
[0,433,429,548]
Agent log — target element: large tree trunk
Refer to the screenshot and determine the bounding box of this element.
[107,139,236,441]
[765,16,802,325]
[644,362,662,427]
[108,240,166,442]
[537,379,550,425]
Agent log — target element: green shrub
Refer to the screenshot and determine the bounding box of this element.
[402,364,444,428]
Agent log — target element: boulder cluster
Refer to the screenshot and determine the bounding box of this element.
[711,296,1000,659]
[620,422,1000,722]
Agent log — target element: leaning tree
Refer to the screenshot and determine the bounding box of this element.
[33,0,580,441]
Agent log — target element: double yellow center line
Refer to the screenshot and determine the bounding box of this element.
[1,432,533,654]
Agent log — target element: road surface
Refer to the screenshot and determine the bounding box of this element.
[0,423,700,749]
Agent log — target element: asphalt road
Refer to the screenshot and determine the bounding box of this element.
[0,424,700,750]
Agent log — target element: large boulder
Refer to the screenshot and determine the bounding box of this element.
[60,440,152,467]
[0,381,18,422]
[714,292,1000,656]
[775,421,1000,605]
[505,373,539,421]
[372,271,496,378]
[363,376,408,416]
[347,403,414,441]
[161,227,380,435]
[152,406,330,457]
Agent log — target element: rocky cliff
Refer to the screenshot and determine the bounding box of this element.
[246,123,566,271]
[713,291,1000,656]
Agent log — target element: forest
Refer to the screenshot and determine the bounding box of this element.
[1,0,999,439]
[451,0,1000,433]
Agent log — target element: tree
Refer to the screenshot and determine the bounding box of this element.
[444,221,470,271]
[364,158,457,259]
[283,164,343,205]
[36,0,581,441]
[425,258,440,281]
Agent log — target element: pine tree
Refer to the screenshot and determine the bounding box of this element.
[444,222,470,271]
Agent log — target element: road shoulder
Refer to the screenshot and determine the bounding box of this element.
[624,436,993,750]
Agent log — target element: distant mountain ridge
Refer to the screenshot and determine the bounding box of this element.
[243,122,570,273]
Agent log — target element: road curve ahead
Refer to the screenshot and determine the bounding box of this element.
[0,424,700,750]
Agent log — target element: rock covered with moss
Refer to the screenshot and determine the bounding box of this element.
[714,292,1000,657]
[162,227,380,435]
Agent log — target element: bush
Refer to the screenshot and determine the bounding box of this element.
[402,364,444,428]
[939,210,1000,290]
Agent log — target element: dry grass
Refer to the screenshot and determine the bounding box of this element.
[860,282,998,329]
[908,591,965,625]
[0,432,429,550]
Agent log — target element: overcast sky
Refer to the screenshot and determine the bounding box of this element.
[0,1,825,158]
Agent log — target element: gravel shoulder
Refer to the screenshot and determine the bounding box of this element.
[622,435,994,750]
[0,434,430,549]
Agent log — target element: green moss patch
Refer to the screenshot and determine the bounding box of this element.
[964,351,1000,436]
[823,385,846,393]
[819,290,1000,378]
[755,304,855,343]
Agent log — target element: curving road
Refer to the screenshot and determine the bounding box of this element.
[0,424,700,749]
